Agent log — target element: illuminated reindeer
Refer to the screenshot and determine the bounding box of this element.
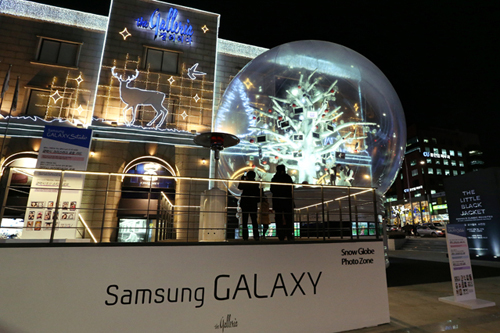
[111,67,168,128]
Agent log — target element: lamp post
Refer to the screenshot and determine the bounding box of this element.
[419,160,432,223]
[403,158,414,229]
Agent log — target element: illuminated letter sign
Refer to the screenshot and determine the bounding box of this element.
[136,8,194,44]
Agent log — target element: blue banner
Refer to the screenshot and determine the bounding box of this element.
[42,125,92,149]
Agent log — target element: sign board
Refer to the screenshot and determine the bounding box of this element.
[21,125,92,239]
[0,242,389,332]
[444,167,500,258]
[444,224,476,301]
[439,224,495,309]
[35,125,93,171]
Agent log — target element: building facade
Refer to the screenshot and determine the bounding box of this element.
[385,123,486,226]
[0,0,268,241]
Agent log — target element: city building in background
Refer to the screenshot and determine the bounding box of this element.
[385,124,486,227]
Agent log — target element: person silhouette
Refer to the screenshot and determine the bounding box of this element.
[238,171,261,241]
[271,165,294,241]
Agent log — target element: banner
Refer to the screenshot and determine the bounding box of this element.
[439,224,495,309]
[0,242,389,333]
[22,125,92,239]
[444,224,476,301]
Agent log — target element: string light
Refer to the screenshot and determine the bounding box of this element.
[119,28,132,40]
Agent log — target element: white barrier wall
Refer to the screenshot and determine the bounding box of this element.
[0,242,389,332]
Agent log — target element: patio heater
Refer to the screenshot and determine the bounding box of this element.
[194,132,239,241]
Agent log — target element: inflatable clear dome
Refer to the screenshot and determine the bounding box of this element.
[215,40,405,196]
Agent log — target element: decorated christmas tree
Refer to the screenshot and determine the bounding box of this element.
[246,70,377,185]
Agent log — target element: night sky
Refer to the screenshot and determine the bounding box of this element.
[33,0,500,166]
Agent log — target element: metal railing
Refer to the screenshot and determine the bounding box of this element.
[0,167,381,244]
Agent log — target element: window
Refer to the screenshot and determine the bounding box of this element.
[461,171,465,175]
[432,138,437,144]
[433,148,439,154]
[428,168,433,174]
[443,159,449,165]
[445,169,450,176]
[457,151,463,157]
[426,158,432,164]
[469,150,483,156]
[441,148,447,155]
[37,37,80,67]
[411,169,418,177]
[435,159,441,165]
[436,168,442,175]
[425,147,431,153]
[423,138,429,143]
[26,89,50,117]
[453,170,458,176]
[451,160,457,166]
[407,136,418,146]
[145,47,180,74]
[410,160,417,166]
[459,161,464,167]
[450,150,455,156]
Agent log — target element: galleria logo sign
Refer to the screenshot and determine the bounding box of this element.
[214,314,238,332]
[136,8,194,44]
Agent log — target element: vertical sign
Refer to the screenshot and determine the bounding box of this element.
[22,125,92,240]
[439,224,495,309]
[445,224,476,301]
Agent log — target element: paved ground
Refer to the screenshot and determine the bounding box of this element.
[348,250,500,333]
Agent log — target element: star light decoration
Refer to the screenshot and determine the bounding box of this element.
[119,28,132,40]
[201,25,209,33]
[75,105,85,114]
[50,90,62,103]
[244,70,377,185]
[73,73,84,86]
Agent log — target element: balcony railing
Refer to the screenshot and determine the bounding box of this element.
[0,167,381,244]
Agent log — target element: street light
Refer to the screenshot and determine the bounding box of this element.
[403,158,414,229]
[419,160,432,223]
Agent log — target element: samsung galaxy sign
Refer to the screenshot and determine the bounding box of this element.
[136,8,194,44]
[0,243,389,332]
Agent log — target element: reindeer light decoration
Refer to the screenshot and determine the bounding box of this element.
[111,67,168,128]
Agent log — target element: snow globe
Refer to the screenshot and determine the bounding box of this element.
[215,40,405,197]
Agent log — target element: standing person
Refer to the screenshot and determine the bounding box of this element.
[238,171,260,241]
[271,165,294,241]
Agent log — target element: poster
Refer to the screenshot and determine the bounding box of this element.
[445,224,476,301]
[22,125,92,239]
[444,168,500,258]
